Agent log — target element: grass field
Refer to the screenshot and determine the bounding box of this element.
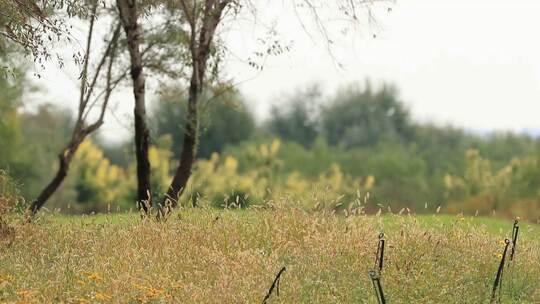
[1,209,539,303]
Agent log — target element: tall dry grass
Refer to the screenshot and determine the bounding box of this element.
[0,208,539,303]
[0,170,18,245]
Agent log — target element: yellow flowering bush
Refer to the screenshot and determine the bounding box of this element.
[182,139,375,210]
[61,138,375,212]
[444,149,540,219]
[72,140,131,211]
[184,153,269,208]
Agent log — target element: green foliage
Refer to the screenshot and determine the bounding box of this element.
[321,83,413,148]
[259,82,540,217]
[445,150,540,219]
[265,83,413,149]
[72,140,132,213]
[0,65,23,170]
[147,135,175,202]
[16,104,74,199]
[0,0,88,65]
[226,138,430,209]
[184,139,375,211]
[0,170,19,217]
[151,86,255,158]
[266,85,321,147]
[1,73,539,218]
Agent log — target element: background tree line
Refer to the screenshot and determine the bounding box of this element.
[2,73,539,218]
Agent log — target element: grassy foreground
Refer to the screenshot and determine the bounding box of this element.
[1,209,539,303]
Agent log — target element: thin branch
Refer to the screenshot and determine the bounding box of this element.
[84,24,122,135]
[84,67,129,116]
[82,22,122,112]
[179,0,196,36]
[78,1,99,120]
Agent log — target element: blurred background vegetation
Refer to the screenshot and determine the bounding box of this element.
[1,62,539,219]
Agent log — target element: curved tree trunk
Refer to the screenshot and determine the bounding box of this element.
[29,152,71,215]
[117,0,151,212]
[27,3,120,217]
[163,76,199,208]
[161,0,231,213]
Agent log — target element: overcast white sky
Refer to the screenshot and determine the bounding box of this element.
[30,0,540,141]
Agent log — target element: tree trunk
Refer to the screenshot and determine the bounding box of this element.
[163,76,199,208]
[134,107,151,211]
[29,151,73,215]
[117,0,151,212]
[160,0,230,213]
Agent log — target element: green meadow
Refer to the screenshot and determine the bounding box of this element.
[1,209,539,303]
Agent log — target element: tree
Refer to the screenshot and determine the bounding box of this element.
[116,0,152,212]
[28,2,123,215]
[321,83,413,149]
[266,85,321,147]
[0,0,86,70]
[161,0,233,211]
[152,86,255,159]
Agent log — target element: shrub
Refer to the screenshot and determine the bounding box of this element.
[444,150,540,220]
[0,169,20,218]
[0,170,18,243]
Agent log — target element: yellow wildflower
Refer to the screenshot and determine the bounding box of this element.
[95,292,112,301]
[87,273,103,282]
[17,289,34,300]
[0,275,12,285]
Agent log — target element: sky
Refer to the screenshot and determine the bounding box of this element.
[29,0,540,142]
